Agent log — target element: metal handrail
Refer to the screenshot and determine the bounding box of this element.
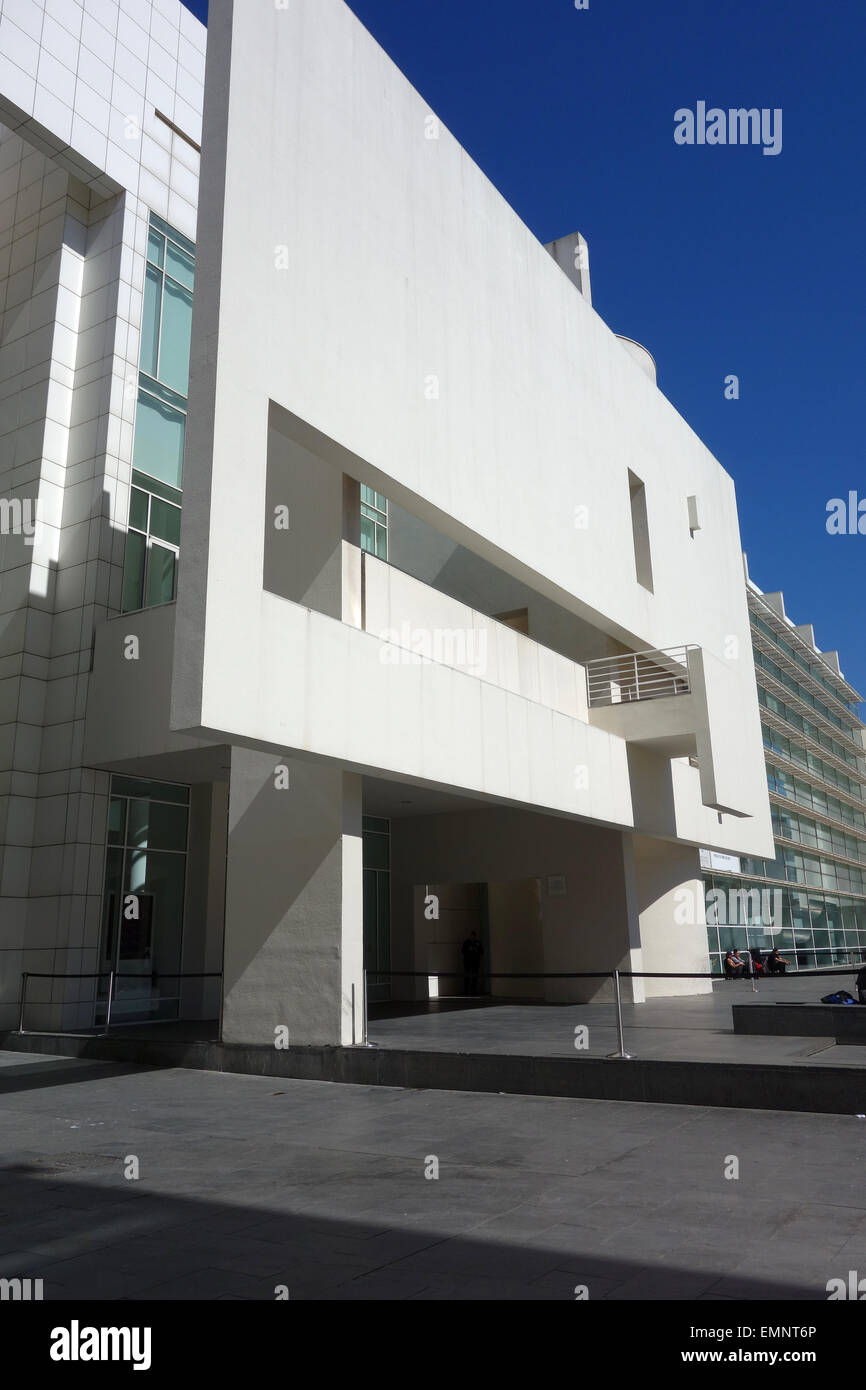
[363,964,866,1062]
[17,971,222,1038]
[585,644,695,708]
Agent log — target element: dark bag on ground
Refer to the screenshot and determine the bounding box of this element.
[820,990,857,1005]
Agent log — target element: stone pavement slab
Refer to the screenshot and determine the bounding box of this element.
[1,1050,865,1300]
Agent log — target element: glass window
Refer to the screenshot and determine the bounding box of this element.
[123,479,181,614]
[129,487,149,533]
[111,777,189,804]
[127,798,189,853]
[121,529,146,612]
[792,922,812,950]
[159,276,193,395]
[789,892,809,932]
[107,797,127,846]
[133,387,186,489]
[141,262,162,378]
[132,469,181,507]
[362,829,389,871]
[99,776,191,1027]
[147,227,165,268]
[747,925,774,949]
[166,240,194,291]
[128,214,194,606]
[718,927,748,951]
[824,898,843,932]
[145,542,177,607]
[360,485,388,561]
[149,496,181,547]
[150,212,195,258]
[803,855,822,887]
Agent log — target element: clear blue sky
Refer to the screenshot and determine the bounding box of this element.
[182,0,866,700]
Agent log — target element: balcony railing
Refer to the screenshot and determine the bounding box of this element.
[585,645,695,708]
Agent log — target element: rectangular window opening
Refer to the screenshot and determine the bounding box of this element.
[628,469,654,592]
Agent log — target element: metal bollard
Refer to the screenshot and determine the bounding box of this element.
[103,970,115,1036]
[362,969,369,1046]
[607,969,634,1060]
[17,972,27,1033]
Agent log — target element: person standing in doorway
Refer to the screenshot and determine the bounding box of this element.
[462,931,484,995]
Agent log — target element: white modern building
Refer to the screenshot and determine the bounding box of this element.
[0,0,774,1045]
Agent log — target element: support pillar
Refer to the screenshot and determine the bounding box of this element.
[221,749,362,1046]
[632,834,711,998]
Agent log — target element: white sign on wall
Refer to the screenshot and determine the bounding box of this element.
[699,849,741,874]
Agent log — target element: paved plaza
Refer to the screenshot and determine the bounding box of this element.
[2,1049,866,1300]
[368,974,866,1069]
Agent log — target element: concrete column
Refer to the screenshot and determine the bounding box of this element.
[632,834,711,998]
[539,829,643,1004]
[221,750,363,1046]
[180,781,229,1022]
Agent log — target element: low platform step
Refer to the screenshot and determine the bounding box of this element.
[3,1028,866,1115]
[732,1002,866,1043]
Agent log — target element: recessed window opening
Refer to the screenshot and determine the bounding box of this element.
[628,469,654,592]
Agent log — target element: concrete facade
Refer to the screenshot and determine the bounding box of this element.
[2,0,774,1043]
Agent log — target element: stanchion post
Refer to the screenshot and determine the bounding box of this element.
[351,982,356,1045]
[362,968,369,1046]
[607,969,635,1060]
[103,970,115,1037]
[17,972,27,1033]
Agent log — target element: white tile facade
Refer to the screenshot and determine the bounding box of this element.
[0,0,204,1026]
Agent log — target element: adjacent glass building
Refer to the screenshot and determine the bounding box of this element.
[704,577,866,973]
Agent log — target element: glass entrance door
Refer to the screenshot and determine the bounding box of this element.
[97,776,189,1025]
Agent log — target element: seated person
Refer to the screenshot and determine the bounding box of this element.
[766,946,790,975]
[724,949,745,979]
[856,963,866,1005]
[750,948,765,975]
